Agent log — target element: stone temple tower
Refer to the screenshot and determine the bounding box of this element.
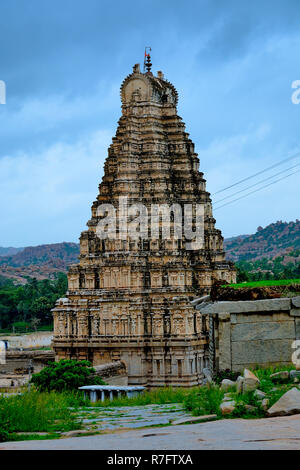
[52,59,235,387]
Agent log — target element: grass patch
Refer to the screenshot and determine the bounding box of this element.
[0,390,87,441]
[227,279,300,288]
[183,386,224,417]
[7,433,61,442]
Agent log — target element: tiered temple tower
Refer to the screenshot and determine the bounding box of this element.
[52,60,236,387]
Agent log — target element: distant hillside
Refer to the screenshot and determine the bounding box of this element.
[0,242,79,283]
[0,247,24,257]
[224,220,300,262]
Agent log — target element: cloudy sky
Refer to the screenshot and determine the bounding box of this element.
[0,0,299,246]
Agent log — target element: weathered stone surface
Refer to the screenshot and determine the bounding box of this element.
[232,339,294,365]
[220,400,236,414]
[233,313,292,324]
[261,398,269,411]
[244,404,257,412]
[254,389,266,399]
[231,321,295,342]
[236,376,244,394]
[202,367,214,384]
[290,309,300,317]
[190,296,210,307]
[267,387,300,417]
[290,370,300,379]
[197,298,291,314]
[292,297,300,308]
[223,396,234,402]
[171,414,217,425]
[220,379,236,391]
[270,371,289,382]
[219,321,231,370]
[243,369,260,392]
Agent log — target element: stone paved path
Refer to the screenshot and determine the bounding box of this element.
[2,414,300,450]
[75,403,188,431]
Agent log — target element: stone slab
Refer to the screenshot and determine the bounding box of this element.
[290,309,300,317]
[292,297,300,308]
[171,414,217,425]
[231,339,294,365]
[231,312,293,324]
[231,321,295,342]
[197,298,291,314]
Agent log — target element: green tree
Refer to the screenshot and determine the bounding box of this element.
[31,359,105,392]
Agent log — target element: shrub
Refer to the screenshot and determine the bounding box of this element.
[184,386,224,416]
[31,359,105,392]
[0,420,11,442]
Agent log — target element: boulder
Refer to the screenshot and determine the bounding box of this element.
[261,398,269,411]
[203,367,214,384]
[244,404,257,413]
[270,371,289,382]
[223,396,234,402]
[243,369,260,392]
[220,379,236,391]
[220,400,236,415]
[236,376,244,394]
[267,387,300,417]
[290,370,300,380]
[254,389,266,399]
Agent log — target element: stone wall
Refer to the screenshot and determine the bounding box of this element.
[197,297,300,373]
[0,350,55,389]
[0,331,53,350]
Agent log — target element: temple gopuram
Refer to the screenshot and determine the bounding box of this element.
[52,56,235,387]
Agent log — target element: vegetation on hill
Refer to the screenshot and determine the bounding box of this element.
[224,220,300,262]
[236,250,300,282]
[0,273,67,332]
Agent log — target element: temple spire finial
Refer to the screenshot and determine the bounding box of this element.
[144,47,152,74]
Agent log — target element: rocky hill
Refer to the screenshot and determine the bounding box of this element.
[224,220,300,262]
[0,242,79,283]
